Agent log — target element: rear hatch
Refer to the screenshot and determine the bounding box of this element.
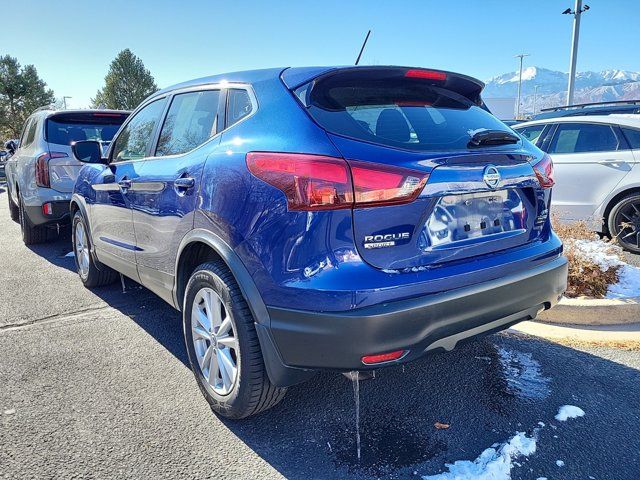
[292,67,548,270]
[45,111,128,192]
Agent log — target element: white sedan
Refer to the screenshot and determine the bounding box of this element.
[513,115,640,253]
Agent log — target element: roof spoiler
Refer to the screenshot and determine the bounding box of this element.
[284,66,486,106]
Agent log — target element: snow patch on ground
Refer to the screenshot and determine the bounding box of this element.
[571,239,640,298]
[422,432,536,480]
[608,263,640,298]
[555,405,585,422]
[497,348,550,399]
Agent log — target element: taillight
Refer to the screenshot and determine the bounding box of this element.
[247,152,429,211]
[404,69,447,81]
[246,152,353,211]
[532,154,554,189]
[349,160,429,208]
[35,152,67,188]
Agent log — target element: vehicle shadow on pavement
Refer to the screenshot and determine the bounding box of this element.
[13,217,640,479]
[24,229,191,366]
[219,335,640,480]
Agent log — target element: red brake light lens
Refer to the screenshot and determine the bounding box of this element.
[246,152,353,211]
[349,161,428,208]
[362,350,407,365]
[404,69,447,81]
[246,153,429,211]
[532,154,555,189]
[35,152,67,188]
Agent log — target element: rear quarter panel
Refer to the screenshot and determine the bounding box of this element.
[195,76,361,311]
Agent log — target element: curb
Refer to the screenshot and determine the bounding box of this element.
[510,320,640,344]
[537,295,640,326]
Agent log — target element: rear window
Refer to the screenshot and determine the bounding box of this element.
[46,113,128,146]
[296,71,516,152]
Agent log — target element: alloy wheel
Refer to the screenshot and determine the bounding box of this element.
[614,201,640,250]
[74,221,91,279]
[190,287,239,395]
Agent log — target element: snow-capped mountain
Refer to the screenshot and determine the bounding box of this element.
[483,66,640,116]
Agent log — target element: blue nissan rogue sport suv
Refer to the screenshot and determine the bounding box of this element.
[70,66,567,419]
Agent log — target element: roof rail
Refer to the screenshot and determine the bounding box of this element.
[32,104,57,114]
[541,99,640,113]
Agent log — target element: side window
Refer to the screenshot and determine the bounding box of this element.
[622,128,640,149]
[517,125,545,145]
[156,90,220,157]
[226,89,253,127]
[111,98,167,162]
[19,118,34,147]
[548,123,619,154]
[23,118,38,147]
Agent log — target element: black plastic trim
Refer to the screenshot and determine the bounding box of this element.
[266,256,568,371]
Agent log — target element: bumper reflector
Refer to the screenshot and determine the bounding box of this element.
[42,203,53,216]
[361,350,406,365]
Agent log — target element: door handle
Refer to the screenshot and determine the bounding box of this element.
[174,177,195,189]
[598,159,626,165]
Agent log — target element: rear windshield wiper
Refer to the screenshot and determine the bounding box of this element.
[467,129,520,148]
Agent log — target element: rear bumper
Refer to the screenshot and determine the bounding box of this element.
[24,200,71,226]
[263,256,567,374]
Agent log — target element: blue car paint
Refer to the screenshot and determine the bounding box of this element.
[72,66,564,372]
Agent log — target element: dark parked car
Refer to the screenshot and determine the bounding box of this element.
[70,66,567,418]
[0,150,7,177]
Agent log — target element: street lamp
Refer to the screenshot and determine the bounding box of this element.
[514,54,530,120]
[563,1,590,106]
[532,85,540,116]
[62,96,72,110]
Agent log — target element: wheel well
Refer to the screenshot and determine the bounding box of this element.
[602,187,640,235]
[176,241,224,310]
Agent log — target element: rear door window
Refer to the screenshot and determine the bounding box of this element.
[517,125,545,145]
[111,98,167,162]
[622,128,640,149]
[297,71,516,152]
[548,123,619,154]
[155,89,220,156]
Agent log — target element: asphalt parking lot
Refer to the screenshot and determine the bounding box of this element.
[1,181,639,480]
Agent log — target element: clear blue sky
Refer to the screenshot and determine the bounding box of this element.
[3,0,638,108]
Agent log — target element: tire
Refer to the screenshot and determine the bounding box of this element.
[608,193,640,254]
[72,211,118,287]
[183,261,286,419]
[7,191,18,222]
[18,195,48,245]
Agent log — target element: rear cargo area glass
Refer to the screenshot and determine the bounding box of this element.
[296,72,516,152]
[46,114,127,146]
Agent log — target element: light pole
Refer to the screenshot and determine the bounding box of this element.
[533,85,540,116]
[62,96,72,110]
[514,54,530,120]
[563,1,590,106]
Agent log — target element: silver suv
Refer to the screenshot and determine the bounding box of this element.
[5,108,129,244]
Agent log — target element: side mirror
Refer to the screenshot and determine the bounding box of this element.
[5,140,17,154]
[72,140,107,164]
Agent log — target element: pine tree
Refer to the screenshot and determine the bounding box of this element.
[0,55,55,139]
[92,49,158,110]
